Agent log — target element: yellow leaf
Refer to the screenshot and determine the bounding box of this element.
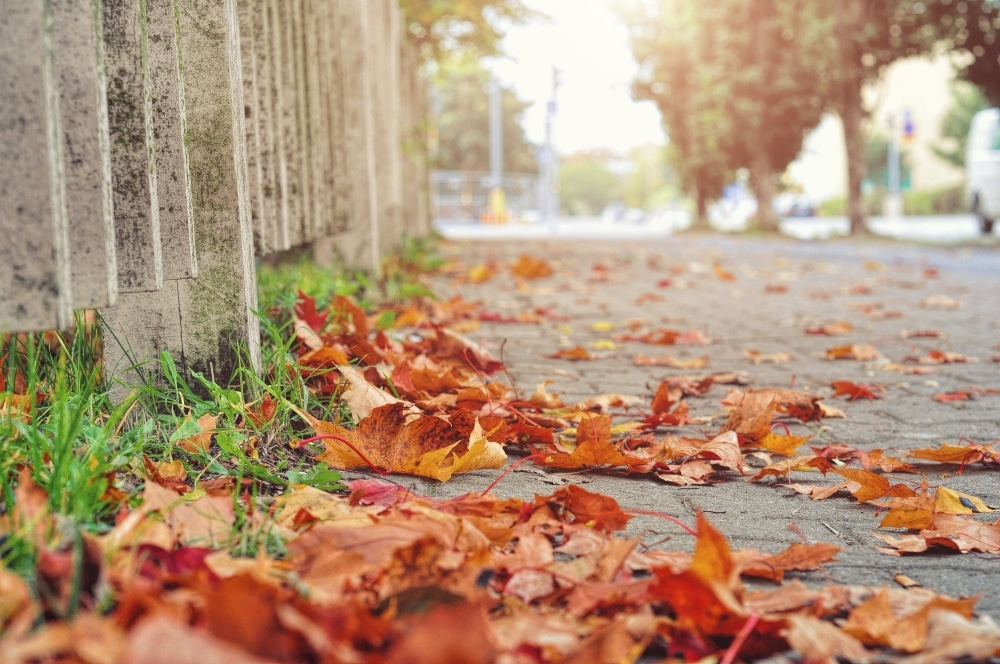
[934,486,993,515]
[757,432,811,456]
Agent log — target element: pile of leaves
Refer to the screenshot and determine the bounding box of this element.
[3,249,1000,662]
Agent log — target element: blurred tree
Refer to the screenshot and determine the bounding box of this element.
[622,1,734,227]
[430,53,537,173]
[737,0,835,231]
[399,0,536,61]
[618,144,676,209]
[915,1,1000,105]
[932,79,991,168]
[826,2,933,233]
[558,151,619,216]
[622,0,833,232]
[823,1,998,233]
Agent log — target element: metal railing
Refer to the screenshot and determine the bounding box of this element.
[431,171,541,223]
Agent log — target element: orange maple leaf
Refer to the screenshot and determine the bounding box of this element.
[842,587,976,652]
[831,380,884,401]
[824,344,882,361]
[538,414,649,469]
[306,404,506,481]
[511,254,554,279]
[738,542,841,582]
[547,346,593,361]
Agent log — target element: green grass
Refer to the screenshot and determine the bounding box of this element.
[0,235,444,582]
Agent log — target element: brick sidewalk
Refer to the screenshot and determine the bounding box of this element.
[405,234,1000,618]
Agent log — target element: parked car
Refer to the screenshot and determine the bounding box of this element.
[966,107,1000,234]
[773,192,816,218]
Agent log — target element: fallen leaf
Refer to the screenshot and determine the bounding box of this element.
[713,263,736,281]
[511,254,554,279]
[875,514,1000,554]
[824,344,882,361]
[830,380,884,401]
[548,346,594,361]
[308,404,506,480]
[172,413,219,454]
[744,349,793,364]
[805,321,853,335]
[634,354,708,369]
[921,294,961,309]
[739,542,841,582]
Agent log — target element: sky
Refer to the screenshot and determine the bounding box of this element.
[485,0,666,156]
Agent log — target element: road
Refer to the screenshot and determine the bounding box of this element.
[411,234,1000,630]
[435,213,1000,279]
[435,213,989,242]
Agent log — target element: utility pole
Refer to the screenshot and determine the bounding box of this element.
[487,77,506,223]
[885,112,902,219]
[542,67,561,230]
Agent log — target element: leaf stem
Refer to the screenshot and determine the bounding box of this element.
[294,434,390,475]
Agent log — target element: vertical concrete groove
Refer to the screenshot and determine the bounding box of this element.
[361,0,380,273]
[42,0,73,327]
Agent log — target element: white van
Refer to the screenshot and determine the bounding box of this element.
[966,107,1000,234]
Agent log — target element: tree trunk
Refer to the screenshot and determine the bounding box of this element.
[841,72,868,234]
[750,151,780,233]
[748,0,778,234]
[689,187,711,230]
[836,7,869,235]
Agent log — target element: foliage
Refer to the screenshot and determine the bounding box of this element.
[932,78,991,168]
[399,0,536,61]
[430,52,537,173]
[902,184,966,215]
[623,0,736,221]
[818,184,965,217]
[618,143,679,209]
[902,0,1000,106]
[623,0,835,230]
[558,151,620,215]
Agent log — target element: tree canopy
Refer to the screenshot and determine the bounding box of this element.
[623,0,834,230]
[399,0,536,61]
[624,0,1000,234]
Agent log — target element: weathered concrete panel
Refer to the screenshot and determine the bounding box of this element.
[99,283,184,385]
[400,43,431,237]
[274,0,304,245]
[53,0,118,310]
[147,0,197,280]
[237,0,267,253]
[357,0,402,259]
[102,0,163,292]
[171,0,260,378]
[303,0,332,236]
[248,0,282,253]
[0,0,72,331]
[104,0,260,391]
[320,0,379,271]
[289,0,314,242]
[318,0,350,236]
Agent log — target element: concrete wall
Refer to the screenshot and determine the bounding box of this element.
[0,0,430,389]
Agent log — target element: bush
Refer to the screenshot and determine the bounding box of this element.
[818,184,966,217]
[902,185,965,215]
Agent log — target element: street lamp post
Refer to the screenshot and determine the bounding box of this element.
[487,78,506,224]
